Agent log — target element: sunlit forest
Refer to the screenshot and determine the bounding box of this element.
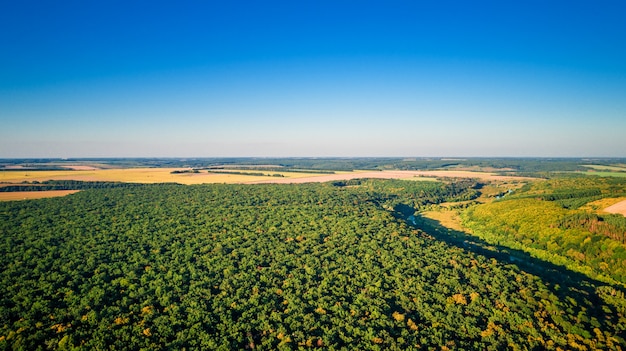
[1,174,625,350]
[464,175,626,284]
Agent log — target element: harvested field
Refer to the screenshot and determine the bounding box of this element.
[604,199,626,217]
[0,168,188,184]
[0,168,272,185]
[244,170,532,184]
[0,168,339,185]
[0,190,80,201]
[0,169,533,186]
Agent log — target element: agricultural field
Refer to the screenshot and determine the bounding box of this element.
[0,190,80,201]
[0,168,529,186]
[0,166,532,202]
[581,164,626,178]
[0,168,276,185]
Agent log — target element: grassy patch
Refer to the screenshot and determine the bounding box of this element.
[582,171,626,178]
[583,165,626,172]
[580,197,626,213]
[421,210,468,232]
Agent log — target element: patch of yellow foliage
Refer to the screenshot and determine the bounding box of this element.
[114,316,129,325]
[421,210,468,233]
[50,323,71,333]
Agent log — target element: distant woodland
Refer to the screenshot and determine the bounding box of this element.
[1,174,626,350]
[3,156,626,173]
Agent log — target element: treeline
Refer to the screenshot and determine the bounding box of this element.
[539,188,602,201]
[0,180,141,192]
[206,170,285,177]
[558,213,626,244]
[1,181,624,349]
[169,169,200,174]
[542,189,604,210]
[205,158,603,173]
[0,167,67,171]
[206,167,336,174]
[6,157,625,173]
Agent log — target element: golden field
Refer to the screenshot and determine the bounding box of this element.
[0,168,341,185]
[0,168,528,185]
[0,190,81,201]
[0,168,532,201]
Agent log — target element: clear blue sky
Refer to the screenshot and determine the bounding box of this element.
[1,1,625,158]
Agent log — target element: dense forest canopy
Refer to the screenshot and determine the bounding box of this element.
[1,178,625,350]
[0,181,140,192]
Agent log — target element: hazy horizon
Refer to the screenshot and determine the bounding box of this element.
[2,156,626,161]
[1,1,625,158]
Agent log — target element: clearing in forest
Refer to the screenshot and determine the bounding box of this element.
[420,210,468,233]
[604,199,626,217]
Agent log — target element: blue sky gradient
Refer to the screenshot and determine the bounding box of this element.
[1,1,625,157]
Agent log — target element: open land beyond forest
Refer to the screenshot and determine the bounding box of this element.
[0,168,356,185]
[0,168,531,201]
[0,190,80,201]
[245,170,530,184]
[0,168,527,185]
